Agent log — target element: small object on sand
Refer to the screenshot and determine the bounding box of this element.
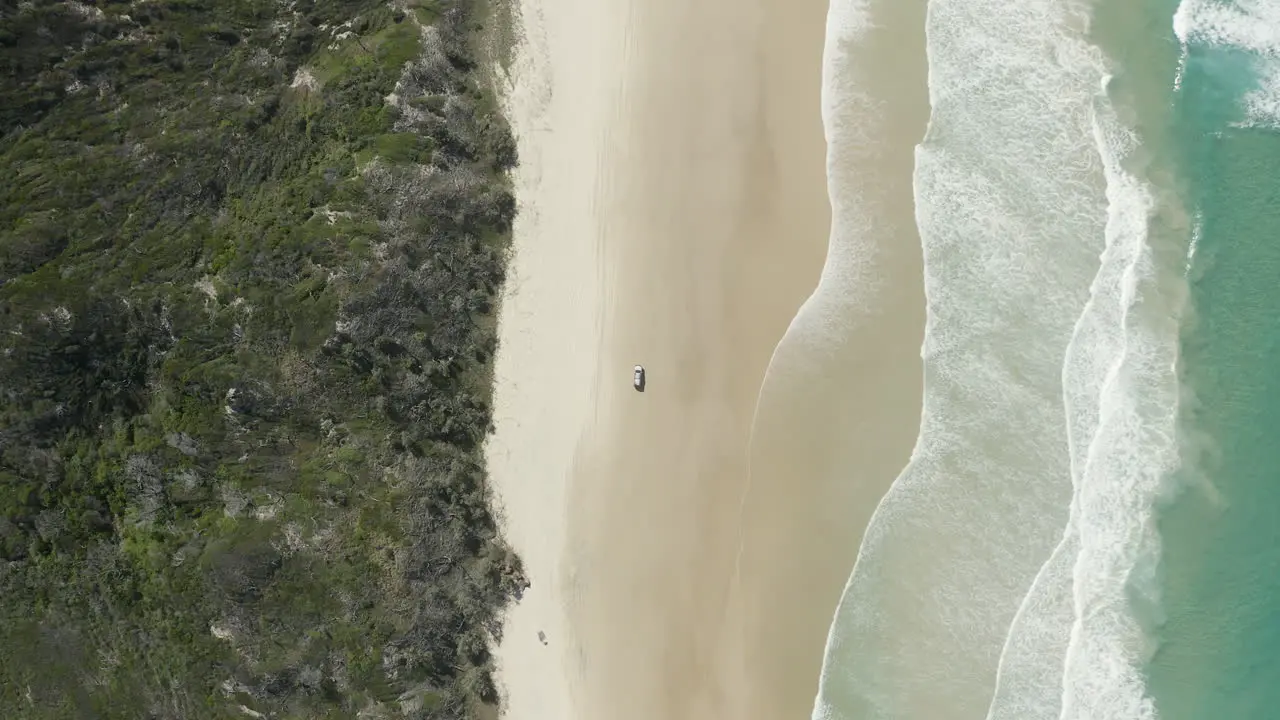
[633,364,646,392]
[537,630,548,645]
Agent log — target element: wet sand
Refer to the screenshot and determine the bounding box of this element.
[558,0,833,715]
[487,0,925,717]
[726,1,931,717]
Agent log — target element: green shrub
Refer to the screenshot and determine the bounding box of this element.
[0,1,522,717]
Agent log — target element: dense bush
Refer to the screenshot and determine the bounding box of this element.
[0,0,523,717]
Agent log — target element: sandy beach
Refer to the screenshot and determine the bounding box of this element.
[556,0,831,716]
[485,0,925,717]
[482,0,617,716]
[725,0,930,717]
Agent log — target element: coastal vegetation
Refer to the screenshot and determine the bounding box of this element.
[0,0,523,717]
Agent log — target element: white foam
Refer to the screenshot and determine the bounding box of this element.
[1242,61,1280,127]
[1175,0,1280,127]
[981,86,1133,720]
[1174,0,1280,54]
[986,73,1192,717]
[1056,101,1188,719]
[811,0,1110,717]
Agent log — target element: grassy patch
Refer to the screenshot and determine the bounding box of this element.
[312,8,422,85]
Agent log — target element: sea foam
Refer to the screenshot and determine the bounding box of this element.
[811,0,1108,717]
[985,71,1191,720]
[1057,85,1193,719]
[1175,0,1280,127]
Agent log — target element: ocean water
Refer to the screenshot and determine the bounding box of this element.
[810,0,1280,718]
[1147,1,1280,717]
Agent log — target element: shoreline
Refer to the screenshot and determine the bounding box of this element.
[727,1,932,717]
[554,0,831,717]
[487,0,923,717]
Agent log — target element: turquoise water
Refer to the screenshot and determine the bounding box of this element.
[810,0,1280,718]
[1148,3,1280,715]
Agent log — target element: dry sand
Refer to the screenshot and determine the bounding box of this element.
[483,0,620,716]
[486,0,925,717]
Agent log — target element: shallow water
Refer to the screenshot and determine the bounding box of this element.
[811,0,1108,717]
[727,0,928,717]
[1146,2,1280,717]
[809,1,1280,718]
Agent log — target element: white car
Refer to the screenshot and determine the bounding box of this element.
[633,365,646,392]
